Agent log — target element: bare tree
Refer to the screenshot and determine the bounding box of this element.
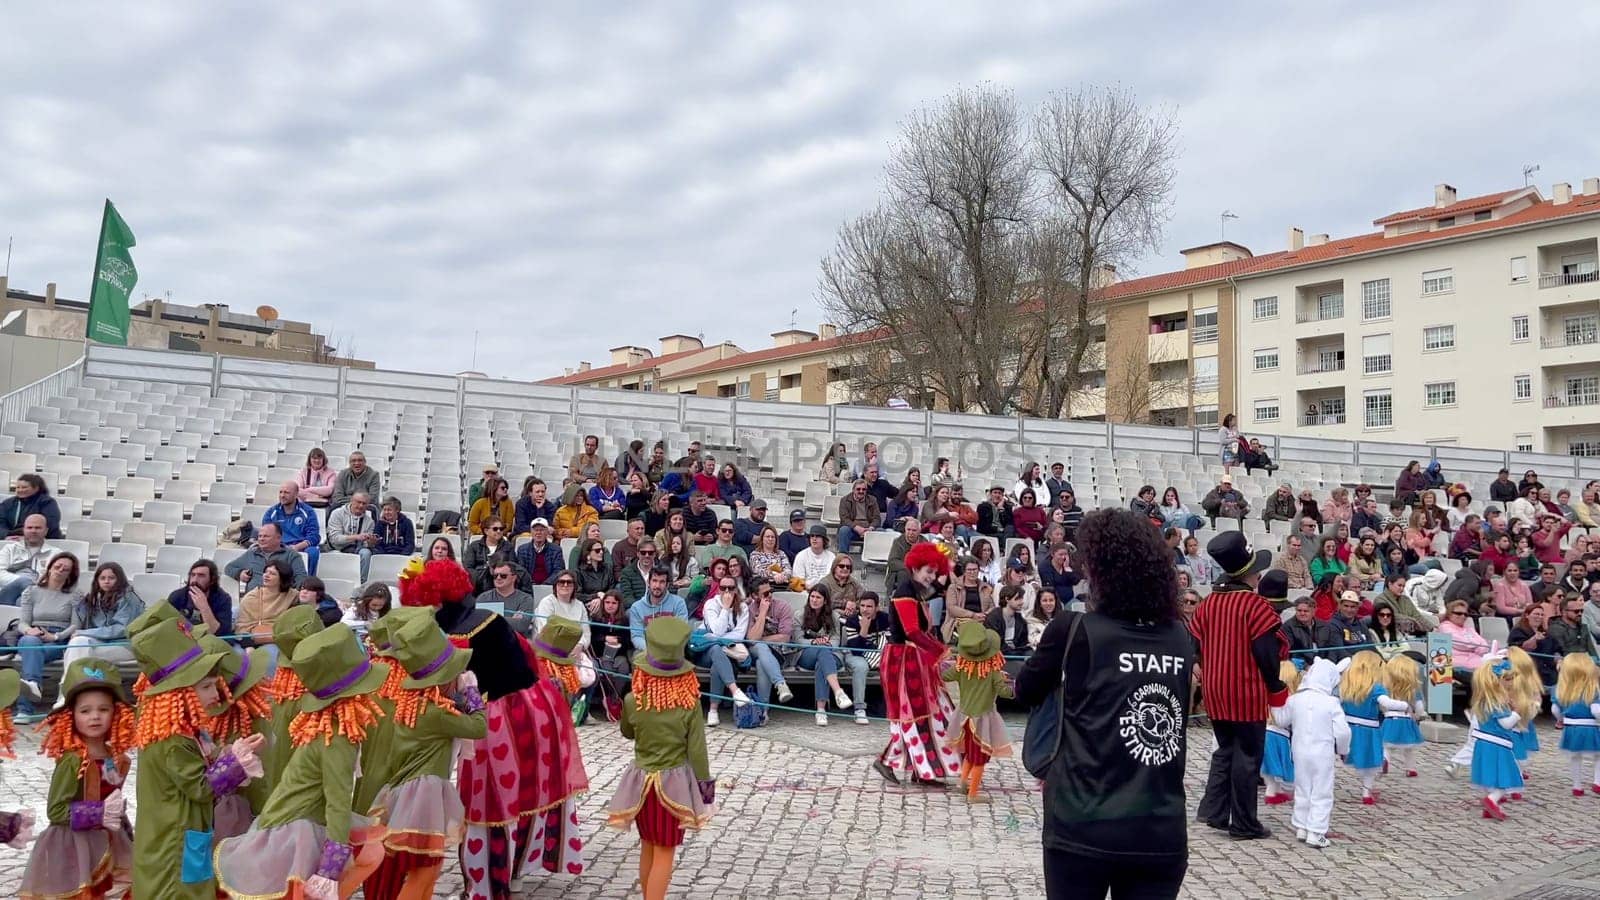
[821,83,1177,418]
[1103,338,1192,425]
[1033,85,1179,419]
[819,86,1058,415]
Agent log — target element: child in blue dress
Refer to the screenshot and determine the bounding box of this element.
[1470,653,1525,820]
[1262,659,1300,805]
[1506,647,1543,786]
[1379,654,1425,778]
[1339,651,1409,804]
[1554,652,1600,797]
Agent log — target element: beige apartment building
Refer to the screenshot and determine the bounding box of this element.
[1230,180,1600,453]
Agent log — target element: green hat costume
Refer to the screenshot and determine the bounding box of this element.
[198,635,271,711]
[634,617,693,678]
[127,602,208,666]
[293,624,391,713]
[533,616,583,666]
[388,614,472,691]
[955,620,1001,663]
[272,604,326,666]
[134,618,229,697]
[367,607,430,658]
[54,657,130,710]
[0,669,22,710]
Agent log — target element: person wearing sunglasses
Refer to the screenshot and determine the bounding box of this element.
[536,571,593,647]
[695,519,748,570]
[617,543,660,605]
[477,560,538,637]
[463,515,514,593]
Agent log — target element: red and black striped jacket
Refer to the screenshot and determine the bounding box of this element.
[1188,581,1288,721]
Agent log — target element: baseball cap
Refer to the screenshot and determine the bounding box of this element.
[790,509,807,522]
[530,517,550,528]
[751,499,768,510]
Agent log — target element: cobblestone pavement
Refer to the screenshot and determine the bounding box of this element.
[0,712,1594,898]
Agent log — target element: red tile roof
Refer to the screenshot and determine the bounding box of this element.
[1371,188,1529,226]
[540,346,707,385]
[668,328,887,381]
[1097,252,1290,302]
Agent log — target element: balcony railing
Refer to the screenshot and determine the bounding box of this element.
[1540,271,1600,289]
[1297,359,1346,374]
[1193,325,1219,343]
[1193,376,1219,392]
[1545,394,1600,408]
[1541,333,1600,349]
[1295,307,1344,324]
[1303,413,1347,426]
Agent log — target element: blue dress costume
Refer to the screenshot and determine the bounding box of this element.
[1262,722,1294,784]
[1380,698,1423,747]
[1470,706,1526,791]
[1342,685,1387,771]
[1558,699,1600,754]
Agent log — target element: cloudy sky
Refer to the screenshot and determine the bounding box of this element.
[4,2,1598,379]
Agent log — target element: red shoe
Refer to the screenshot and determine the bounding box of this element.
[1264,793,1289,805]
[1406,770,1418,778]
[1575,789,1587,797]
[1592,784,1600,796]
[1510,792,1523,801]
[1361,795,1376,805]
[1482,797,1506,820]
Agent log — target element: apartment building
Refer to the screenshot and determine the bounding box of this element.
[1230,180,1600,453]
[540,335,744,389]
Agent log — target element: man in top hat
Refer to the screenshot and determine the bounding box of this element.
[1189,531,1289,841]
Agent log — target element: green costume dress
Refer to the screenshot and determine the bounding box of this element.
[19,751,134,898]
[940,626,1015,763]
[262,605,326,791]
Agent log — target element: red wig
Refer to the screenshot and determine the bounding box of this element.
[904,542,951,578]
[399,558,474,607]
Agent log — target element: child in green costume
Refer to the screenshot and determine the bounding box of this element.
[942,621,1015,803]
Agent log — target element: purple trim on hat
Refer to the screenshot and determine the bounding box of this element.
[227,650,251,693]
[410,646,454,680]
[150,645,203,685]
[646,652,687,673]
[311,658,372,700]
[535,638,574,660]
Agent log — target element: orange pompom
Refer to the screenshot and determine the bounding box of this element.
[208,683,275,743]
[633,669,700,712]
[290,693,386,747]
[267,667,306,705]
[0,710,14,759]
[391,685,460,730]
[133,688,212,750]
[955,655,1005,679]
[42,701,136,775]
[537,658,582,696]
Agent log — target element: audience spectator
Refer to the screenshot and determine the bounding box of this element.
[513,477,558,537]
[1218,413,1241,473]
[462,515,514,593]
[568,538,611,598]
[624,471,653,521]
[1533,513,1573,565]
[821,556,862,612]
[680,492,719,545]
[692,457,721,500]
[1394,460,1428,507]
[343,582,393,631]
[466,463,499,507]
[424,537,456,564]
[1480,531,1516,575]
[617,541,659,601]
[793,586,854,726]
[588,467,628,520]
[1366,601,1408,657]
[841,591,887,724]
[1390,570,1441,631]
[1320,487,1354,526]
[1268,534,1311,591]
[590,589,634,702]
[1518,469,1544,495]
[1011,488,1048,544]
[236,558,299,642]
[1507,486,1541,530]
[1037,542,1081,600]
[1178,535,1219,586]
[1309,537,1347,585]
[1129,485,1161,525]
[1,473,62,540]
[732,499,771,552]
[1438,599,1491,678]
[642,491,674,536]
[794,526,837,588]
[664,534,698,593]
[1486,468,1517,504]
[976,486,1014,539]
[1450,515,1484,561]
[0,514,60,605]
[819,442,850,484]
[263,480,321,574]
[475,556,538,636]
[57,561,145,669]
[1509,606,1559,686]
[613,439,648,481]
[1261,484,1297,527]
[984,584,1031,658]
[294,447,338,507]
[1202,476,1249,527]
[537,571,593,646]
[566,522,607,569]
[166,559,234,636]
[515,519,564,587]
[568,434,605,487]
[224,522,307,591]
[717,463,753,511]
[325,492,377,581]
[1157,487,1203,533]
[1240,437,1278,475]
[748,525,792,587]
[1347,536,1383,589]
[1027,588,1060,646]
[1282,595,1340,659]
[467,475,513,537]
[372,497,416,557]
[1350,496,1385,536]
[628,567,689,643]
[1324,591,1372,662]
[14,552,83,721]
[554,484,600,541]
[1491,564,1533,620]
[656,466,695,506]
[1549,594,1598,656]
[837,480,883,553]
[330,451,381,509]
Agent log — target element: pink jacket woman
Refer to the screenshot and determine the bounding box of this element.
[1438,616,1490,670]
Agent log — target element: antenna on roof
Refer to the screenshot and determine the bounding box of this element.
[1523,163,1541,187]
[789,307,798,329]
[1220,210,1239,239]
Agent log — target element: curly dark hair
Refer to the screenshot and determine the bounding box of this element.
[1075,508,1180,623]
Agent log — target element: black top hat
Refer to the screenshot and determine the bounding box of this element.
[1257,569,1289,600]
[1205,531,1272,580]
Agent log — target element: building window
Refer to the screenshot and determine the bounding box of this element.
[1423,324,1456,351]
[1361,334,1393,375]
[1361,279,1391,320]
[1252,296,1279,320]
[1510,256,1528,283]
[736,380,751,399]
[1192,307,1218,343]
[1422,268,1454,295]
[1316,292,1344,320]
[1567,376,1600,407]
[1254,399,1280,424]
[1305,397,1347,426]
[1193,405,1219,428]
[1364,389,1393,429]
[1570,441,1600,457]
[1424,381,1457,408]
[1514,434,1533,453]
[1513,374,1532,401]
[1193,357,1219,391]
[1253,348,1279,372]
[1437,216,1456,228]
[1564,315,1599,347]
[1511,315,1529,342]
[1475,210,1492,222]
[1316,348,1346,373]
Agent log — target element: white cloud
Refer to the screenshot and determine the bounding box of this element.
[2,1,1597,377]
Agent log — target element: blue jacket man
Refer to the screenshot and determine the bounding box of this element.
[263,481,322,573]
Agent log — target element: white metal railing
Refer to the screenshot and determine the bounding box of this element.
[1541,332,1600,349]
[0,358,84,425]
[1192,325,1219,343]
[1539,271,1599,289]
[72,343,1600,481]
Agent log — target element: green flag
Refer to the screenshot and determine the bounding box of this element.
[85,199,138,345]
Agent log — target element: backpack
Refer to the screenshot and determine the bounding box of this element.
[1021,613,1083,779]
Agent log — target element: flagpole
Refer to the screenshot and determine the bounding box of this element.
[84,199,110,340]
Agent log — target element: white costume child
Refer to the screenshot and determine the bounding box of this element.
[1273,657,1351,849]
